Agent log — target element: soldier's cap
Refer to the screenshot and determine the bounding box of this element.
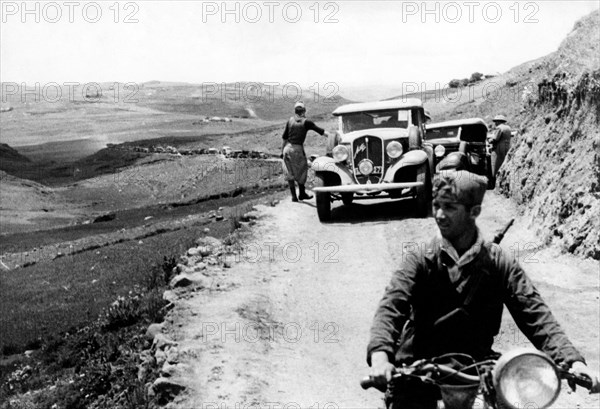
[294,101,306,110]
[492,114,507,123]
[432,170,487,207]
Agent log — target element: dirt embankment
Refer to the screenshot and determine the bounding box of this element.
[433,10,600,260]
[497,69,600,259]
[496,10,600,260]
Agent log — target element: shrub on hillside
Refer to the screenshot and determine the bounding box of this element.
[470,72,484,83]
[1,255,178,409]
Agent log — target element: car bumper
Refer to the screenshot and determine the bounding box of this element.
[312,181,422,193]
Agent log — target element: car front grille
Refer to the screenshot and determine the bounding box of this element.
[352,135,384,184]
[440,144,459,155]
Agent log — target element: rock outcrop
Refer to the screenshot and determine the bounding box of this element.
[496,11,600,259]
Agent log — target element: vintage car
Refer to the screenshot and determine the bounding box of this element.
[311,99,434,222]
[424,117,493,186]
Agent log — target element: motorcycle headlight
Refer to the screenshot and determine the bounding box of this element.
[386,141,403,158]
[493,349,560,409]
[434,145,446,157]
[358,159,374,176]
[332,145,349,162]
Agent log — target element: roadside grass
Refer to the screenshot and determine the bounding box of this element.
[0,168,286,256]
[0,258,175,409]
[0,189,286,408]
[0,221,231,355]
[0,221,234,409]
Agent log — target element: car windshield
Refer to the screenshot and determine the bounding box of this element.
[426,126,460,140]
[426,123,488,142]
[341,109,410,133]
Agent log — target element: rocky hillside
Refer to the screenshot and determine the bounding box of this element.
[434,10,599,259]
[494,10,599,259]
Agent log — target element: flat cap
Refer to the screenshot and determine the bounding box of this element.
[492,114,507,123]
[433,170,487,207]
[294,101,306,110]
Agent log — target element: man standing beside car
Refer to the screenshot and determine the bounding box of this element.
[281,101,329,202]
[489,114,512,181]
[367,170,599,408]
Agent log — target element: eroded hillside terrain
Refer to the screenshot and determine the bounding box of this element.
[429,10,600,259]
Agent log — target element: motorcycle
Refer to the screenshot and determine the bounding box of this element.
[361,348,595,409]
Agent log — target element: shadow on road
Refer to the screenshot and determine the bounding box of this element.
[325,197,427,224]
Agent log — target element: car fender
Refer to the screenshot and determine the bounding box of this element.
[311,156,355,185]
[383,150,429,182]
[422,144,435,175]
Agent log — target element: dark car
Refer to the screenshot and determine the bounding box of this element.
[425,117,493,186]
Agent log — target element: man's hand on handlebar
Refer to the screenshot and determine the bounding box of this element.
[570,361,600,393]
[370,351,396,390]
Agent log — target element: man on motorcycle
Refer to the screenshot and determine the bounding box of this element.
[367,170,599,408]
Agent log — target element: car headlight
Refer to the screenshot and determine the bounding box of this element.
[493,349,560,409]
[386,141,403,158]
[358,159,374,175]
[434,145,446,157]
[332,145,349,162]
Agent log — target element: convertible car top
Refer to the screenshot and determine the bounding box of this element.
[332,98,424,116]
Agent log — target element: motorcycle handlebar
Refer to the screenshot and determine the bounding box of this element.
[360,363,480,390]
[362,364,596,393]
[563,371,594,391]
[359,377,379,391]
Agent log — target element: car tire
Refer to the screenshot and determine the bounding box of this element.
[415,164,432,218]
[341,193,353,206]
[314,173,332,222]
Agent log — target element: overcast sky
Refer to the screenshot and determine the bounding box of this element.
[1,1,598,91]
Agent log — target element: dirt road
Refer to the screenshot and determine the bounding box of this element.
[165,193,600,409]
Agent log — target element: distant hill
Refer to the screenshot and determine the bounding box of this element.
[134,81,351,121]
[0,80,351,166]
[0,140,152,186]
[0,169,79,234]
[337,85,407,102]
[0,143,31,163]
[0,143,33,175]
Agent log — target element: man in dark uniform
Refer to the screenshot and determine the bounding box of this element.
[489,114,512,180]
[367,170,599,408]
[281,101,329,202]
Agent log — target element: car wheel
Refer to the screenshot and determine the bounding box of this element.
[341,193,353,206]
[314,173,331,222]
[415,164,432,218]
